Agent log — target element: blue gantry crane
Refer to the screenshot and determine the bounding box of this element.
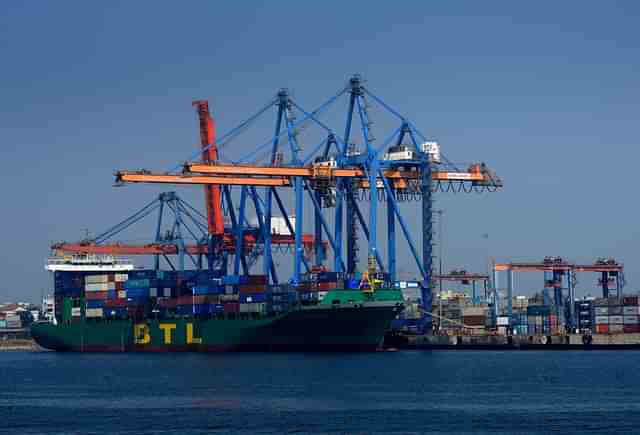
[112,75,502,332]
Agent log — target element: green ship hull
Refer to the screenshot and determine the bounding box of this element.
[32,291,403,352]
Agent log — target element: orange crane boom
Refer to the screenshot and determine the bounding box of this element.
[193,101,225,235]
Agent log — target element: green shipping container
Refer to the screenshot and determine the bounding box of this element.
[63,298,73,322]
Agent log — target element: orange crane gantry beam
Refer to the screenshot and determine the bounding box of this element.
[116,165,497,188]
[494,263,623,273]
[185,162,493,183]
[53,232,318,256]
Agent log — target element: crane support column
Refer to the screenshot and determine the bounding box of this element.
[553,270,563,329]
[507,268,513,326]
[344,79,357,274]
[294,176,303,284]
[567,271,575,331]
[314,190,324,267]
[153,197,165,270]
[421,158,433,332]
[387,189,396,281]
[334,184,344,273]
[264,187,273,282]
[234,187,248,275]
[368,162,379,272]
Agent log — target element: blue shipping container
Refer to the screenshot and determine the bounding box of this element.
[124,279,151,289]
[346,279,360,289]
[125,296,149,305]
[125,288,150,298]
[103,307,128,318]
[193,286,225,295]
[86,300,105,309]
[221,275,242,285]
[527,305,551,316]
[212,304,225,313]
[128,270,157,280]
[240,293,267,303]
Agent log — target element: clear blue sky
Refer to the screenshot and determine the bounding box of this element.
[1,1,639,302]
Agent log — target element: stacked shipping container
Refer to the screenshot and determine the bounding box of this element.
[593,296,640,334]
[53,269,334,324]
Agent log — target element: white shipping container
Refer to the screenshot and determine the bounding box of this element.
[107,282,116,290]
[623,315,639,324]
[239,303,267,313]
[220,294,240,302]
[163,288,172,297]
[623,306,638,315]
[71,307,81,316]
[117,290,127,299]
[85,275,109,284]
[115,273,129,282]
[609,315,624,325]
[149,288,158,298]
[463,307,488,316]
[595,316,609,324]
[85,283,109,292]
[497,316,510,326]
[609,324,624,333]
[85,308,103,318]
[595,307,608,315]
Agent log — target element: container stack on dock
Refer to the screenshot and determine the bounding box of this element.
[526,305,552,335]
[623,296,640,333]
[462,306,488,329]
[587,296,640,334]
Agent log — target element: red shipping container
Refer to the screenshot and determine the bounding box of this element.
[85,291,108,300]
[115,282,124,291]
[238,284,266,294]
[297,283,313,291]
[158,298,177,308]
[318,282,337,291]
[246,275,268,285]
[224,302,240,313]
[127,306,145,317]
[104,298,127,308]
[624,325,640,333]
[176,295,193,305]
[176,295,219,305]
[107,274,115,283]
[596,324,609,334]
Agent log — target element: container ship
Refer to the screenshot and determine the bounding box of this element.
[32,255,404,352]
[31,81,503,353]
